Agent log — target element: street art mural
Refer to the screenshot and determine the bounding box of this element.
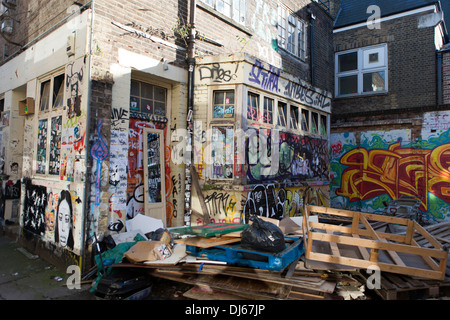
[23,180,47,236]
[194,185,328,226]
[246,129,329,183]
[54,190,74,249]
[331,120,450,222]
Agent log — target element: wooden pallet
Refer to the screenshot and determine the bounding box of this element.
[356,271,450,300]
[303,205,448,281]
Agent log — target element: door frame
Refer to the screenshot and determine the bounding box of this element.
[143,127,166,226]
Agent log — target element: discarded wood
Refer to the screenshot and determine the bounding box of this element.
[174,236,241,248]
[148,269,288,300]
[190,166,211,224]
[183,285,247,300]
[356,270,450,300]
[303,205,448,280]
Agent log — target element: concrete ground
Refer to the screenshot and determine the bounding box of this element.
[0,224,192,301]
[0,233,96,300]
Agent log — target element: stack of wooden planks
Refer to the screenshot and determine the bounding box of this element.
[113,259,362,300]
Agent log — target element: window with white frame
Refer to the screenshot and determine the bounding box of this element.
[200,0,246,25]
[278,4,307,61]
[335,44,388,97]
[211,126,234,179]
[36,71,65,176]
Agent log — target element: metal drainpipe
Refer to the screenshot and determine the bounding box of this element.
[437,51,443,106]
[185,0,196,226]
[80,0,95,272]
[310,13,316,86]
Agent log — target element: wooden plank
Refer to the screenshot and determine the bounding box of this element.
[189,165,211,224]
[352,234,370,260]
[411,239,441,272]
[327,230,341,257]
[183,286,247,300]
[379,238,406,267]
[404,220,415,245]
[307,205,411,226]
[309,232,447,260]
[307,251,444,280]
[414,221,444,250]
[175,236,240,248]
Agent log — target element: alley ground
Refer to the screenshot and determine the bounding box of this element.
[0,225,193,301]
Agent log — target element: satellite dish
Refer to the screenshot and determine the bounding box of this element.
[1,0,16,10]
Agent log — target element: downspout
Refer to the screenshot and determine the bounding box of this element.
[185,0,196,226]
[310,12,316,86]
[437,50,443,106]
[81,0,95,272]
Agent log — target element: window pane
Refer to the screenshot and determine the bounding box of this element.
[214,91,224,105]
[363,71,386,92]
[141,99,153,114]
[290,105,298,130]
[298,21,306,59]
[37,119,48,174]
[141,83,153,99]
[301,109,309,132]
[338,52,357,72]
[338,75,358,95]
[130,96,140,112]
[247,93,259,121]
[277,102,287,127]
[130,80,140,96]
[211,126,234,179]
[154,102,166,116]
[263,97,273,124]
[49,116,62,175]
[225,91,235,104]
[146,132,162,203]
[53,74,65,109]
[311,112,319,134]
[154,86,166,102]
[213,105,224,118]
[40,80,50,111]
[320,114,327,136]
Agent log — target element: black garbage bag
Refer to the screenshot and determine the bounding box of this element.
[241,215,285,253]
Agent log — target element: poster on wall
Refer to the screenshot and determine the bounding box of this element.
[49,116,62,175]
[36,119,48,174]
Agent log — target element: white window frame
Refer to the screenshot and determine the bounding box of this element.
[245,88,328,137]
[35,69,65,176]
[278,4,307,61]
[200,0,246,25]
[335,44,388,97]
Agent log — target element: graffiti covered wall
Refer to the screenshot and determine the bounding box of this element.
[330,111,450,222]
[191,184,329,226]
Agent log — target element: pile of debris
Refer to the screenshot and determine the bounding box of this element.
[86,207,450,300]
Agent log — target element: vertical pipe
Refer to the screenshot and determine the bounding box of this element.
[437,51,443,106]
[310,13,316,86]
[81,0,95,272]
[185,0,196,226]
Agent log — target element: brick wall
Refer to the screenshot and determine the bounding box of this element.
[333,11,438,116]
[0,0,90,64]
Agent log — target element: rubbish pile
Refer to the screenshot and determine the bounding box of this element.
[87,207,450,300]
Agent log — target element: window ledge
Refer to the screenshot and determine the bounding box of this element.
[197,2,253,37]
[334,91,388,100]
[278,47,307,64]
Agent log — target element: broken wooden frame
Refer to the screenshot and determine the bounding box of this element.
[302,205,448,280]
